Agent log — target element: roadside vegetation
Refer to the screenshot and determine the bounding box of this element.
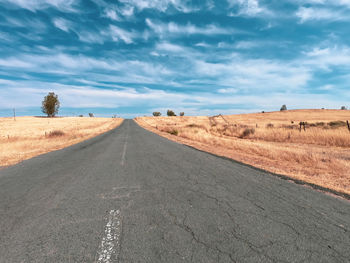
[135,109,350,195]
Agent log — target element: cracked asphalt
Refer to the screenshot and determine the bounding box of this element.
[0,119,350,262]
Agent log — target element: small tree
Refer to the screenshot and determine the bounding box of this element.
[280,104,287,111]
[341,106,347,110]
[167,110,176,116]
[88,113,94,117]
[179,112,185,116]
[42,92,60,117]
[153,112,161,116]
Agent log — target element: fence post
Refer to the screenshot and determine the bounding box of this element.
[347,120,350,132]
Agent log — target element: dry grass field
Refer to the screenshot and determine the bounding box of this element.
[135,109,350,195]
[0,117,123,167]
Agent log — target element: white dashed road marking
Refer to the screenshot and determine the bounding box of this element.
[120,121,129,166]
[120,138,127,166]
[96,210,122,263]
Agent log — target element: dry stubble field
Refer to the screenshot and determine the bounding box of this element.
[0,117,123,167]
[135,109,350,196]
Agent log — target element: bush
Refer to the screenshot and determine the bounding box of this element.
[42,92,60,117]
[153,112,161,116]
[266,123,274,128]
[280,104,287,111]
[240,128,255,138]
[48,130,65,137]
[328,121,346,127]
[88,113,94,117]
[341,106,347,110]
[167,110,176,116]
[78,115,83,117]
[179,112,185,116]
[167,129,178,136]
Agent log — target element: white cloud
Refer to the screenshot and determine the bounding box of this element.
[195,42,211,48]
[77,31,105,44]
[146,19,235,37]
[293,0,350,8]
[53,18,70,32]
[118,0,195,13]
[109,25,134,44]
[156,42,185,52]
[227,0,268,16]
[296,7,345,22]
[2,0,78,11]
[303,46,350,69]
[217,88,238,93]
[105,9,121,21]
[194,58,311,91]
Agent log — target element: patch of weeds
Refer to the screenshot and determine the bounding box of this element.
[48,130,65,137]
[167,129,178,136]
[239,128,255,138]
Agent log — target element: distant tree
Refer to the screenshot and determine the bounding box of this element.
[280,104,287,111]
[341,106,347,110]
[153,112,161,116]
[79,114,84,117]
[89,113,94,117]
[167,110,176,116]
[179,112,185,116]
[42,92,60,117]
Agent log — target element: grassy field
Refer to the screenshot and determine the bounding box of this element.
[135,109,350,195]
[0,117,123,166]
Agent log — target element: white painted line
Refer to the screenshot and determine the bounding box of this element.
[120,121,129,166]
[120,138,127,166]
[96,210,122,263]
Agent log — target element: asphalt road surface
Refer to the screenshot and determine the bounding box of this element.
[0,119,349,263]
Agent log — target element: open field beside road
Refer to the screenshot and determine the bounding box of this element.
[135,109,350,195]
[0,116,123,166]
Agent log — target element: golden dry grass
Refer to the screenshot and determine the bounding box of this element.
[135,109,350,195]
[0,116,123,166]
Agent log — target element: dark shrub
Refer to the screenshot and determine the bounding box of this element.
[153,112,161,116]
[328,121,346,128]
[88,113,94,117]
[167,110,176,116]
[266,123,274,128]
[341,106,347,110]
[240,128,255,138]
[179,112,185,116]
[280,105,287,111]
[48,130,65,137]
[167,129,178,136]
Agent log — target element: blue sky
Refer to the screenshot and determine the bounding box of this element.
[0,0,349,117]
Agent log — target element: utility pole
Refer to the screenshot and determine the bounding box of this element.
[13,108,16,121]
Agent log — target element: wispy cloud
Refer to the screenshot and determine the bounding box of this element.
[146,19,236,38]
[53,18,71,32]
[296,7,346,22]
[108,25,135,44]
[119,0,197,13]
[2,0,78,12]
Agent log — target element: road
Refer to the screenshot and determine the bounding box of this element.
[0,119,349,262]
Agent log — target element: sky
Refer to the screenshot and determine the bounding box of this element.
[0,0,349,118]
